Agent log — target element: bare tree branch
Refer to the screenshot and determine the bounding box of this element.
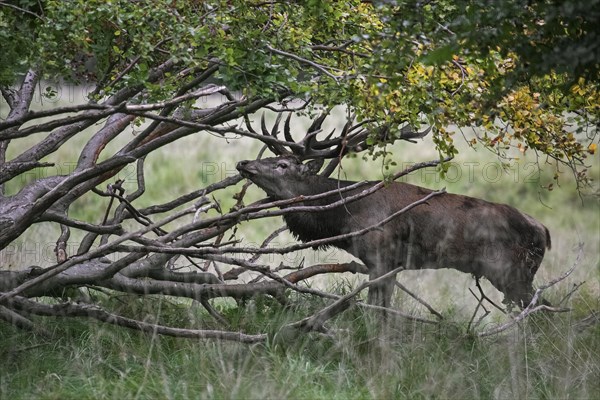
[266,44,341,81]
[0,204,201,302]
[9,296,266,343]
[115,189,446,257]
[395,280,444,319]
[284,267,405,334]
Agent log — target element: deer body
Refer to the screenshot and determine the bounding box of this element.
[237,156,551,309]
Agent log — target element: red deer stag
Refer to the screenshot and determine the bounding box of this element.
[237,114,551,310]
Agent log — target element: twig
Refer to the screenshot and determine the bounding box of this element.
[249,225,288,263]
[558,281,586,306]
[450,59,466,96]
[311,43,369,58]
[356,302,438,324]
[472,309,491,331]
[42,212,123,235]
[574,311,600,332]
[0,1,45,20]
[395,280,444,319]
[198,298,228,326]
[467,288,489,332]
[265,44,340,81]
[474,276,506,314]
[117,189,447,257]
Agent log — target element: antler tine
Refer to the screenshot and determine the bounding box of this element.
[295,110,332,158]
[308,118,354,151]
[324,128,336,141]
[308,134,340,150]
[283,112,304,156]
[313,118,370,152]
[283,112,294,143]
[399,124,432,143]
[260,113,289,155]
[299,111,377,159]
[260,113,271,137]
[260,112,268,136]
[271,111,283,138]
[244,114,257,134]
[307,112,328,134]
[347,127,369,149]
[341,119,353,138]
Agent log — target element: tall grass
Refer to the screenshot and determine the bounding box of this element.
[1,292,598,399]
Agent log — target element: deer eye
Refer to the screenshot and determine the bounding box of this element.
[276,162,288,169]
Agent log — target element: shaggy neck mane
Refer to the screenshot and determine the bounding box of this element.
[280,176,356,246]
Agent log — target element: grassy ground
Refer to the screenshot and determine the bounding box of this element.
[1,96,599,399]
[1,293,598,399]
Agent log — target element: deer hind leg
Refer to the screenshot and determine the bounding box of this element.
[367,268,397,309]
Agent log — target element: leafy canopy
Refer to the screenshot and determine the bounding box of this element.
[1,0,598,185]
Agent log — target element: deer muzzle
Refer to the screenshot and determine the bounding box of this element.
[236,160,256,177]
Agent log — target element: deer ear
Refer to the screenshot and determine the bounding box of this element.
[303,159,324,175]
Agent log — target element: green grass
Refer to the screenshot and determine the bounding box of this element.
[1,292,599,399]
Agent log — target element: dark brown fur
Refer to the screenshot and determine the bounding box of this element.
[237,156,551,309]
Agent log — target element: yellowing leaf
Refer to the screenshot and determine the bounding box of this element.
[588,143,597,154]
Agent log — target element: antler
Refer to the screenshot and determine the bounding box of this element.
[248,111,432,160]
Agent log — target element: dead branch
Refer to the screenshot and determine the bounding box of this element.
[54,224,70,263]
[284,267,405,334]
[198,298,229,326]
[474,277,506,314]
[558,281,586,306]
[41,212,123,235]
[170,157,450,240]
[0,305,47,335]
[467,288,490,332]
[249,225,288,263]
[0,204,200,303]
[9,296,266,343]
[574,311,600,332]
[395,280,444,319]
[116,189,446,257]
[266,44,341,81]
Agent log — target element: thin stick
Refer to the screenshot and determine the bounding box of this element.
[116,189,447,257]
[395,280,444,319]
[475,277,506,314]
